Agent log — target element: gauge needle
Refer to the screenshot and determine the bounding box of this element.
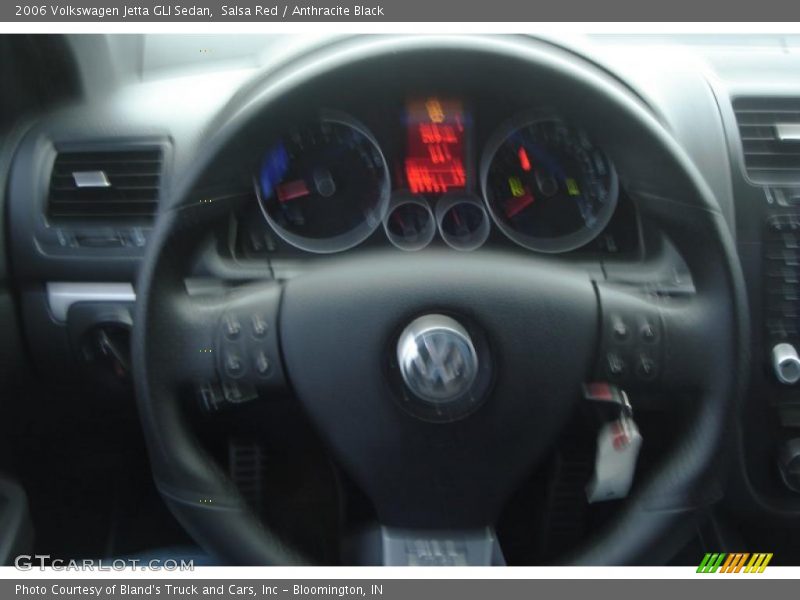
[392,212,408,232]
[504,193,535,218]
[276,179,310,203]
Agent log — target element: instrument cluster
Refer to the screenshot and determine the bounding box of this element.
[250,96,630,256]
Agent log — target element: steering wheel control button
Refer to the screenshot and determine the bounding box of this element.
[772,343,800,385]
[611,316,629,341]
[254,351,271,376]
[215,288,287,397]
[251,315,268,338]
[639,321,657,343]
[223,315,242,340]
[397,314,479,404]
[606,353,626,379]
[224,351,245,379]
[635,354,657,381]
[595,286,665,388]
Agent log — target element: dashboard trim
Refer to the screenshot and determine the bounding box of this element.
[46,282,135,322]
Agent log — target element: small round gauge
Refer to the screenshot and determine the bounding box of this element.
[256,115,390,253]
[481,118,618,253]
[436,197,490,251]
[384,198,436,251]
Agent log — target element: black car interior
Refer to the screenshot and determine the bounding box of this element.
[1,33,800,566]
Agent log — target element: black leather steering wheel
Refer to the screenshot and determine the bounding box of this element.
[132,36,749,565]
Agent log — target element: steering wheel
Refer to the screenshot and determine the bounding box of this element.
[132,36,748,565]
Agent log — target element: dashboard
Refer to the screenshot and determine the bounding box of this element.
[5,34,800,552]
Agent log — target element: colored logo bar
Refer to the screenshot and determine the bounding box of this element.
[697,553,773,573]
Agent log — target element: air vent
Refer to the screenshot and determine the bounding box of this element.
[47,147,163,220]
[733,97,800,184]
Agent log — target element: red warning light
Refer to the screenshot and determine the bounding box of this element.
[504,193,535,218]
[518,146,532,172]
[276,179,310,203]
[405,98,467,195]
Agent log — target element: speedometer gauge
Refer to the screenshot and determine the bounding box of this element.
[256,114,390,253]
[481,118,618,253]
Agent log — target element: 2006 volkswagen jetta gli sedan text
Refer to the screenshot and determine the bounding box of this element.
[0,33,798,566]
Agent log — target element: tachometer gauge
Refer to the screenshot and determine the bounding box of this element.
[256,114,390,253]
[481,118,618,253]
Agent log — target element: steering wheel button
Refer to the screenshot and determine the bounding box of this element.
[254,351,271,376]
[635,354,657,381]
[224,315,242,340]
[640,322,657,343]
[607,353,626,378]
[252,315,268,338]
[224,352,245,378]
[611,317,629,341]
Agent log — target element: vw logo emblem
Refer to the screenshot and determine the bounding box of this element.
[397,314,479,404]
